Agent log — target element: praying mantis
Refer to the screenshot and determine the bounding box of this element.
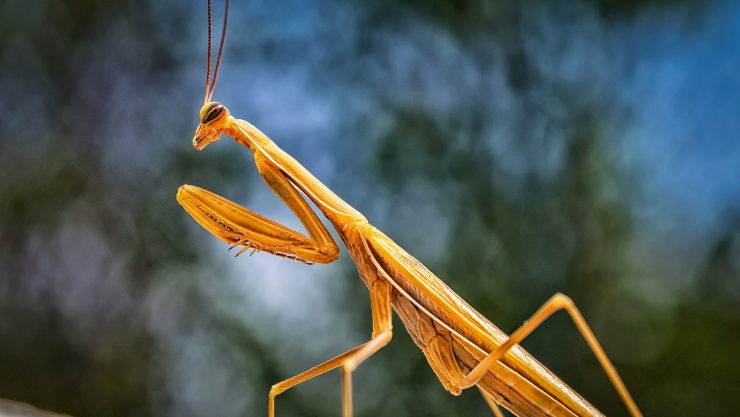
[176,1,645,416]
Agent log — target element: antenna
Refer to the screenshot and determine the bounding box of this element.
[205,0,230,103]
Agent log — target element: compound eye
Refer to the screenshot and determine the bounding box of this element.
[202,103,225,124]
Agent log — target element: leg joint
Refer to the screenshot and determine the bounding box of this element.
[551,292,574,309]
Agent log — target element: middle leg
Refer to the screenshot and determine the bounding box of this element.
[269,279,393,417]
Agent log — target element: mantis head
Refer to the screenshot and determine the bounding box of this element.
[193,101,231,150]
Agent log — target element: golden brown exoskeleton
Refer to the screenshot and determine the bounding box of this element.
[177,2,644,416]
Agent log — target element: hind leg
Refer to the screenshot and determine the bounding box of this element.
[478,386,506,417]
[461,293,643,417]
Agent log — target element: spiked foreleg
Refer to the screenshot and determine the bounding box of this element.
[177,153,339,264]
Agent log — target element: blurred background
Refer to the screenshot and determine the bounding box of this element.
[1,0,739,416]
